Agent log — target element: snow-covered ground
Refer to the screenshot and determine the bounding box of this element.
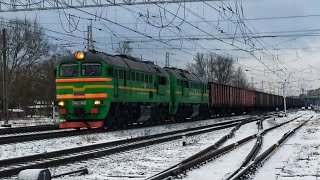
[50,128,232,179]
[184,140,256,180]
[4,111,318,180]
[254,111,320,180]
[0,117,57,127]
[180,111,317,180]
[0,116,246,160]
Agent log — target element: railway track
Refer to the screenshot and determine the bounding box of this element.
[0,113,254,136]
[0,115,257,145]
[0,124,59,135]
[0,116,266,178]
[0,128,98,145]
[147,115,303,180]
[229,116,312,180]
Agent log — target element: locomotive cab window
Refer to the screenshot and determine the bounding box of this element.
[119,69,124,79]
[60,63,78,77]
[182,81,189,88]
[108,67,113,76]
[159,76,167,85]
[126,70,130,80]
[148,75,152,83]
[145,74,148,83]
[136,73,140,81]
[131,72,135,81]
[81,63,102,76]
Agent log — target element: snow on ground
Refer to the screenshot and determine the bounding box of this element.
[226,120,259,144]
[41,115,273,179]
[254,111,320,180]
[184,141,256,180]
[179,111,314,180]
[49,128,232,180]
[5,111,316,180]
[0,116,246,160]
[256,113,310,158]
[0,117,57,128]
[225,111,301,145]
[47,113,286,180]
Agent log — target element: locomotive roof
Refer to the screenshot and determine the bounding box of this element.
[164,67,207,83]
[59,51,169,77]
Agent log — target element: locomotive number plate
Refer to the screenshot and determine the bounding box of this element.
[72,101,86,106]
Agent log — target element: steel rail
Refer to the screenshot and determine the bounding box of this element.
[147,115,302,180]
[230,116,312,180]
[0,124,58,135]
[0,116,254,145]
[145,117,256,180]
[0,113,253,136]
[0,117,263,178]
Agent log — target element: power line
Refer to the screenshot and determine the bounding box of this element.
[0,0,226,12]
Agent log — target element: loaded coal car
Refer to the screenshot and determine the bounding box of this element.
[55,50,171,129]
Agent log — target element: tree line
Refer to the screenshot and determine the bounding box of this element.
[0,19,69,111]
[186,52,250,88]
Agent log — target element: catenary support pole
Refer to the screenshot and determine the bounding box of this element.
[1,29,10,127]
[283,82,287,116]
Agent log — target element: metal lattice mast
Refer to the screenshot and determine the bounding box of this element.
[87,25,94,51]
[165,52,169,67]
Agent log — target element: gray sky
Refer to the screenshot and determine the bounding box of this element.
[1,0,320,95]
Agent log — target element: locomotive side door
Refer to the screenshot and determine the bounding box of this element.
[201,83,204,101]
[114,69,119,97]
[157,76,167,95]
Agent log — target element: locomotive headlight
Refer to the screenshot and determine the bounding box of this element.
[94,100,103,105]
[58,101,65,106]
[75,51,85,60]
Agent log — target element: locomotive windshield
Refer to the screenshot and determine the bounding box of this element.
[81,63,102,76]
[60,63,78,77]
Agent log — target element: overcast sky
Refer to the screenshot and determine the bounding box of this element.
[1,0,320,95]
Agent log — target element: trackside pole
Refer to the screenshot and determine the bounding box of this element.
[1,29,10,128]
[283,83,287,117]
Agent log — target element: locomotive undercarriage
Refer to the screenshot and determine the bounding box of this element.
[105,102,169,128]
[174,104,210,122]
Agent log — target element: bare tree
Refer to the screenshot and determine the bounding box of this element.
[191,52,207,78]
[115,41,133,55]
[186,63,196,74]
[2,19,52,83]
[231,67,249,88]
[0,19,54,108]
[207,53,234,84]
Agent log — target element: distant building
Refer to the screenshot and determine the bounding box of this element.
[26,101,52,117]
[0,109,25,119]
[9,109,25,118]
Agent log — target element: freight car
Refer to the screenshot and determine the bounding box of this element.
[55,50,304,129]
[208,82,304,114]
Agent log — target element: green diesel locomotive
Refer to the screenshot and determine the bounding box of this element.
[55,51,209,129]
